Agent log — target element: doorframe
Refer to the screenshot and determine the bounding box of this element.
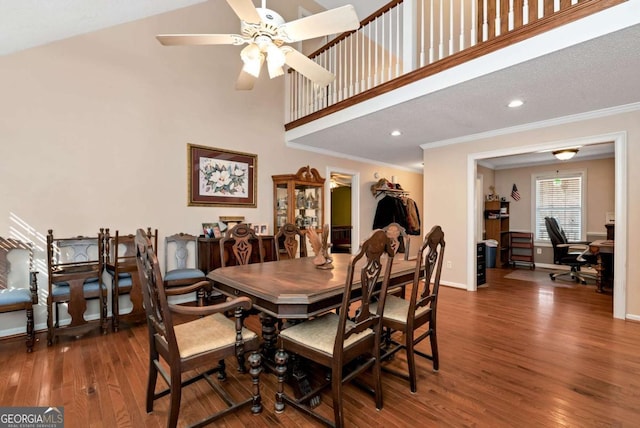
[466,132,627,319]
[325,167,360,255]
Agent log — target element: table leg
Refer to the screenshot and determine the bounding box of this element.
[260,314,321,408]
[259,313,278,362]
[594,252,604,293]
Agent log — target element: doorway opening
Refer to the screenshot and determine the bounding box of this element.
[326,168,360,255]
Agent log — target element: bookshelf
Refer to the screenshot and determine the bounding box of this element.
[484,200,510,268]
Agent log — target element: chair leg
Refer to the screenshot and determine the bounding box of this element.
[332,365,344,428]
[101,290,108,335]
[26,306,34,352]
[146,357,159,413]
[112,284,120,332]
[217,359,227,381]
[168,367,182,428]
[47,297,53,346]
[406,333,418,393]
[430,328,440,372]
[373,348,383,410]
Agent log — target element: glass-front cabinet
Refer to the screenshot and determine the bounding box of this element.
[272,166,325,233]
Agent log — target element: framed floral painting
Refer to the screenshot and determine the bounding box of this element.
[188,144,257,207]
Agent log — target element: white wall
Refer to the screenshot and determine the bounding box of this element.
[0,1,423,338]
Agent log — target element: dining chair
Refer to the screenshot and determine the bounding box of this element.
[105,228,157,331]
[46,229,108,345]
[0,237,38,352]
[135,228,262,428]
[219,223,264,267]
[163,232,211,306]
[372,225,445,393]
[275,229,395,428]
[274,223,307,260]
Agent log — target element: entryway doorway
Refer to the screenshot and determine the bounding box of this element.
[326,167,360,255]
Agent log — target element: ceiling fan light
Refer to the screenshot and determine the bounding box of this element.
[268,64,284,79]
[552,148,579,160]
[240,44,263,78]
[242,57,263,78]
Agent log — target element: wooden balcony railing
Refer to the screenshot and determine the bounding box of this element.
[285,0,626,130]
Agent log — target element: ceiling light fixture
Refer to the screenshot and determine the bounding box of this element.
[391,130,402,136]
[552,148,579,160]
[508,99,524,108]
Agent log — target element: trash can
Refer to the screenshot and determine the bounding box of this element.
[485,239,498,268]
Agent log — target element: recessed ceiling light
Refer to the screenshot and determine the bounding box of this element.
[391,130,402,137]
[508,99,524,108]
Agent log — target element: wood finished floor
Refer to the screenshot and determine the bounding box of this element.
[1,267,638,427]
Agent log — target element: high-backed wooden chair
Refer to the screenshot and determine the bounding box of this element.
[163,232,209,306]
[373,225,445,393]
[47,229,108,345]
[275,229,395,428]
[0,237,38,352]
[274,223,307,260]
[219,223,264,267]
[135,228,262,428]
[105,227,157,332]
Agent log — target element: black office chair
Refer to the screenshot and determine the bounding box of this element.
[544,217,595,284]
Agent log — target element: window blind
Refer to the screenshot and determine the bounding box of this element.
[535,173,583,241]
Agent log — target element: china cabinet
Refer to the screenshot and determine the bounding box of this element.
[272,166,325,233]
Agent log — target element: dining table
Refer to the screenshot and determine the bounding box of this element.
[207,252,418,403]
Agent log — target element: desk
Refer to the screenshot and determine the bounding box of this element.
[207,253,417,359]
[588,240,614,293]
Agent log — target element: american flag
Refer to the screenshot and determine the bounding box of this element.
[511,184,520,201]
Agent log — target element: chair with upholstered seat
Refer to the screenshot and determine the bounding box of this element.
[372,225,445,393]
[163,232,211,305]
[105,227,157,331]
[545,217,595,284]
[135,228,262,428]
[219,223,264,267]
[47,229,108,345]
[274,223,307,260]
[0,237,38,352]
[275,229,395,428]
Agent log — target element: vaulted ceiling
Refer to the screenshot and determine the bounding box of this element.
[2,0,633,170]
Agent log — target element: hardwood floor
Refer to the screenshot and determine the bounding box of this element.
[1,267,638,427]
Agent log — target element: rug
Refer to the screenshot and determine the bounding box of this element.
[503,269,578,288]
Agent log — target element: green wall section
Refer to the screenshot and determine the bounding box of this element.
[331,187,351,225]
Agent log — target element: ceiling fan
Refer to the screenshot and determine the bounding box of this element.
[156,0,360,90]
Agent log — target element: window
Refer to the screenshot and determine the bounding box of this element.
[534,171,586,241]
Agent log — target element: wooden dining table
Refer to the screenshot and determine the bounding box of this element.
[207,252,418,405]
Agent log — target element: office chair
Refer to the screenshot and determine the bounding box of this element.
[544,217,595,284]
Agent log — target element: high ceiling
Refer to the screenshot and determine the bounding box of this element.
[2,0,633,170]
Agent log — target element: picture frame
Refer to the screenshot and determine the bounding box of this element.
[188,144,257,207]
[260,224,268,235]
[202,222,222,238]
[219,216,245,231]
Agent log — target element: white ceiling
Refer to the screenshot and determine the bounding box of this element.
[1,0,631,170]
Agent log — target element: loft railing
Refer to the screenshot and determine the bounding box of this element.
[285,0,625,129]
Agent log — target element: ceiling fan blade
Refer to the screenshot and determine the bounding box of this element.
[156,34,245,46]
[236,69,257,90]
[279,5,360,42]
[226,0,262,24]
[282,47,335,88]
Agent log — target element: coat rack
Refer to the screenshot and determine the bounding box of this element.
[370,177,409,198]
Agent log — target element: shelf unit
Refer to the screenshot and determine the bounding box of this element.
[484,200,510,268]
[476,242,486,286]
[272,166,325,234]
[509,232,535,269]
